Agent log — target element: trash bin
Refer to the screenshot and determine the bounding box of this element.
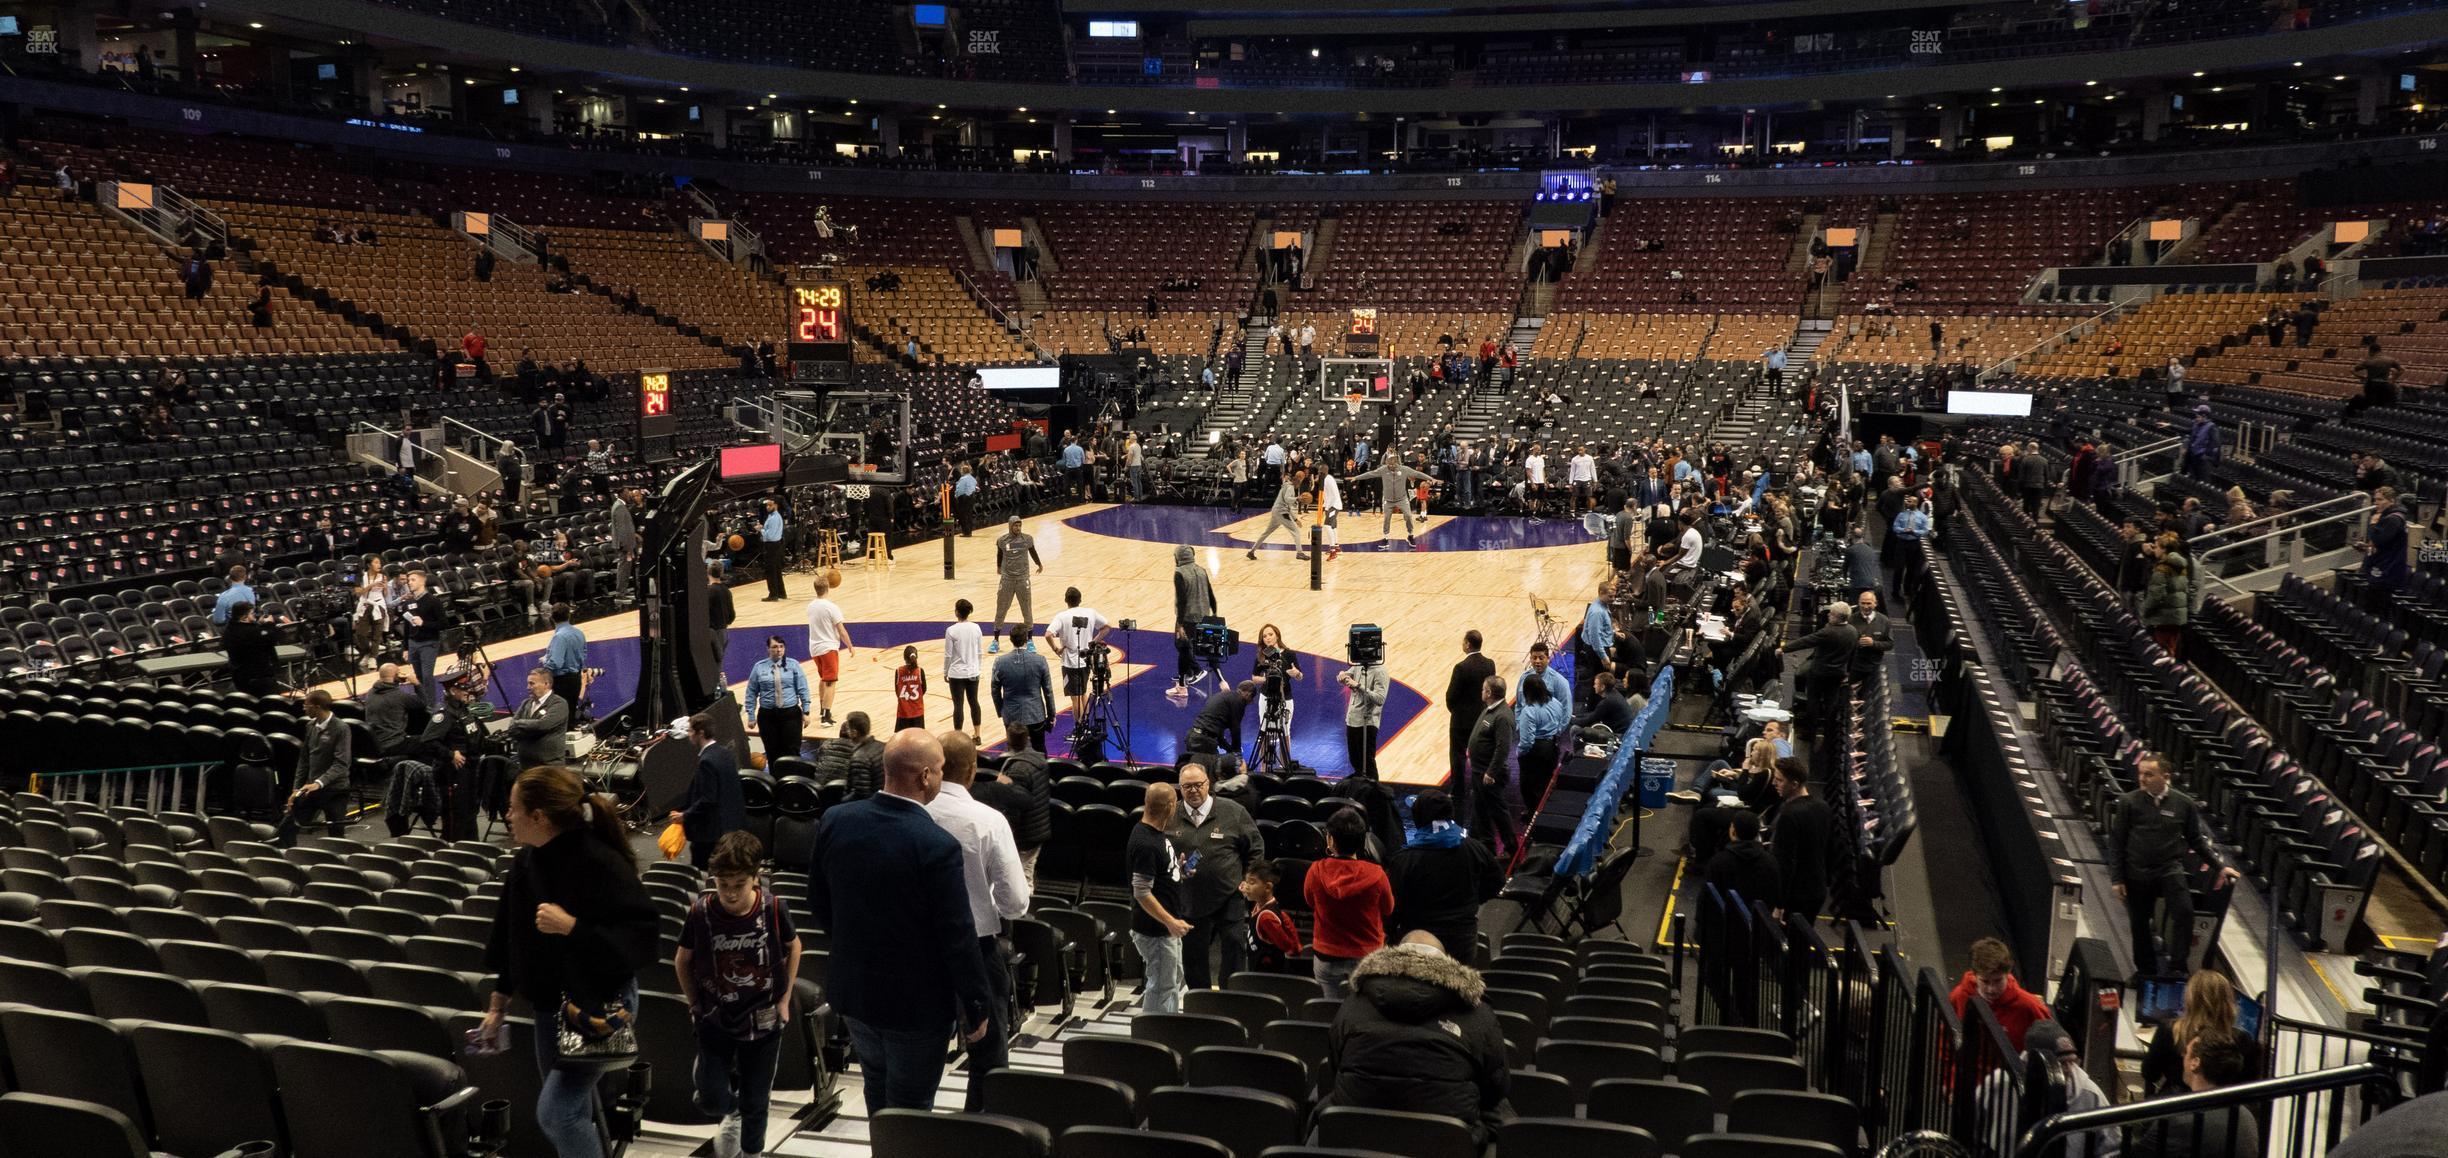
[1637,757,1675,809]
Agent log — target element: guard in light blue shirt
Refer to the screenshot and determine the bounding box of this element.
[1576,589,1616,705]
[758,497,788,602]
[746,634,812,766]
[1514,642,1574,814]
[951,465,980,537]
[1852,446,1874,476]
[211,565,256,625]
[538,605,588,711]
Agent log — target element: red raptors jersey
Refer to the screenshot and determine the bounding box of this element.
[894,667,925,719]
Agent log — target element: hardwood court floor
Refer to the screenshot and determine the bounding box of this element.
[371,501,1612,786]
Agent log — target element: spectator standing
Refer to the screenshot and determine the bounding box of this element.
[503,668,571,769]
[220,602,282,696]
[990,625,1053,753]
[211,564,256,624]
[975,735,1051,890]
[1446,631,1497,808]
[1767,757,1834,922]
[1306,808,1396,999]
[2141,536,2192,658]
[675,832,801,1158]
[478,766,660,1158]
[705,564,735,683]
[399,570,448,705]
[804,731,994,1114]
[1314,942,1513,1148]
[1386,790,1501,962]
[924,733,1030,1110]
[610,490,638,601]
[1342,655,1389,779]
[1168,764,1265,989]
[944,599,986,740]
[2364,486,2411,591]
[2109,753,2240,981]
[1130,782,1194,1014]
[1467,676,1519,856]
[805,577,855,727]
[671,714,746,869]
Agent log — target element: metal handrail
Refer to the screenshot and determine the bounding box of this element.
[441,416,509,460]
[2012,1062,2383,1158]
[1979,298,2130,382]
[2192,491,2370,552]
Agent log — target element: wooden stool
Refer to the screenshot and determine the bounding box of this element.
[815,530,842,571]
[864,532,892,566]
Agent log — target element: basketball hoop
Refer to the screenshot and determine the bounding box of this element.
[1345,393,1363,419]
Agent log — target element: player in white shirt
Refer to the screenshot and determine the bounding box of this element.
[944,598,986,740]
[804,576,855,726]
[1317,468,1344,560]
[1045,586,1112,726]
[1524,445,1549,519]
[1568,446,1598,512]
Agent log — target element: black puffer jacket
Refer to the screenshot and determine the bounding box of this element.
[814,734,885,799]
[976,749,1052,849]
[1317,945,1512,1143]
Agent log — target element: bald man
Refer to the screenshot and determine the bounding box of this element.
[805,729,994,1114]
[363,662,424,758]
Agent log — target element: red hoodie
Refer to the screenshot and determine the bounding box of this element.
[1304,855,1395,961]
[1949,971,2052,1053]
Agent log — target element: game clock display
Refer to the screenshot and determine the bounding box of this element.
[637,369,677,459]
[789,282,853,383]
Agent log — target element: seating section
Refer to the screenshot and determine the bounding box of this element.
[2188,180,2326,264]
[0,188,386,362]
[1816,314,2066,367]
[1302,202,1525,310]
[1030,312,1228,359]
[1873,188,2208,310]
[552,227,791,353]
[851,265,1037,366]
[26,118,420,211]
[2017,292,2294,381]
[2190,288,2448,397]
[1560,199,1802,312]
[215,202,734,373]
[1533,313,1713,361]
[1034,201,1258,314]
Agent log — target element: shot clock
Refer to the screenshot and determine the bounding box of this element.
[637,368,676,461]
[788,281,853,385]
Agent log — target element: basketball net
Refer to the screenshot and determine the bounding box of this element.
[1345,393,1363,418]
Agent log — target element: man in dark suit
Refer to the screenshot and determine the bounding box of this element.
[1847,591,1895,686]
[1782,604,1859,742]
[806,730,994,1114]
[307,517,344,562]
[276,690,352,846]
[1167,763,1264,989]
[502,668,570,768]
[1446,630,1496,819]
[670,713,744,869]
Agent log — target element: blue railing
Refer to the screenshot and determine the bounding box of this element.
[1554,664,1675,877]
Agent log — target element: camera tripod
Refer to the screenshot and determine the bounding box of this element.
[1069,651,1133,765]
[1249,694,1294,776]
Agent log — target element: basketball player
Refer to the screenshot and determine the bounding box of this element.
[1247,467,1311,560]
[988,516,1044,653]
[1350,450,1433,548]
[1314,463,1344,561]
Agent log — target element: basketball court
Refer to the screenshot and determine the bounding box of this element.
[382,501,1614,784]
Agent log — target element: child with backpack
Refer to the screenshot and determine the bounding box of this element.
[1242,858,1304,973]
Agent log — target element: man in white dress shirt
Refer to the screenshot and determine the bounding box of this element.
[922,731,1029,1111]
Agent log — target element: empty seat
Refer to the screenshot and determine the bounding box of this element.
[869,1109,1051,1158]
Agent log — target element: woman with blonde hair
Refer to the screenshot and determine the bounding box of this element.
[2142,968,2265,1095]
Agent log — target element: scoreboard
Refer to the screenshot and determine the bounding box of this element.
[788,281,853,385]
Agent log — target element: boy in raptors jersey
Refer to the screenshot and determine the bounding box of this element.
[892,645,928,731]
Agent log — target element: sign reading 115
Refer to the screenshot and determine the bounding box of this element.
[795,284,846,342]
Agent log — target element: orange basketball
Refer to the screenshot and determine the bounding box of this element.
[823,566,844,589]
[726,533,746,551]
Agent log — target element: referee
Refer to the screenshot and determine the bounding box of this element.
[759,497,788,602]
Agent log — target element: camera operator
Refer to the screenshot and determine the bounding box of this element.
[1046,586,1113,726]
[1172,546,1218,693]
[1185,678,1257,779]
[1252,625,1302,770]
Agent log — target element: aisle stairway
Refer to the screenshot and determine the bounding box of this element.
[1195,324,1276,443]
